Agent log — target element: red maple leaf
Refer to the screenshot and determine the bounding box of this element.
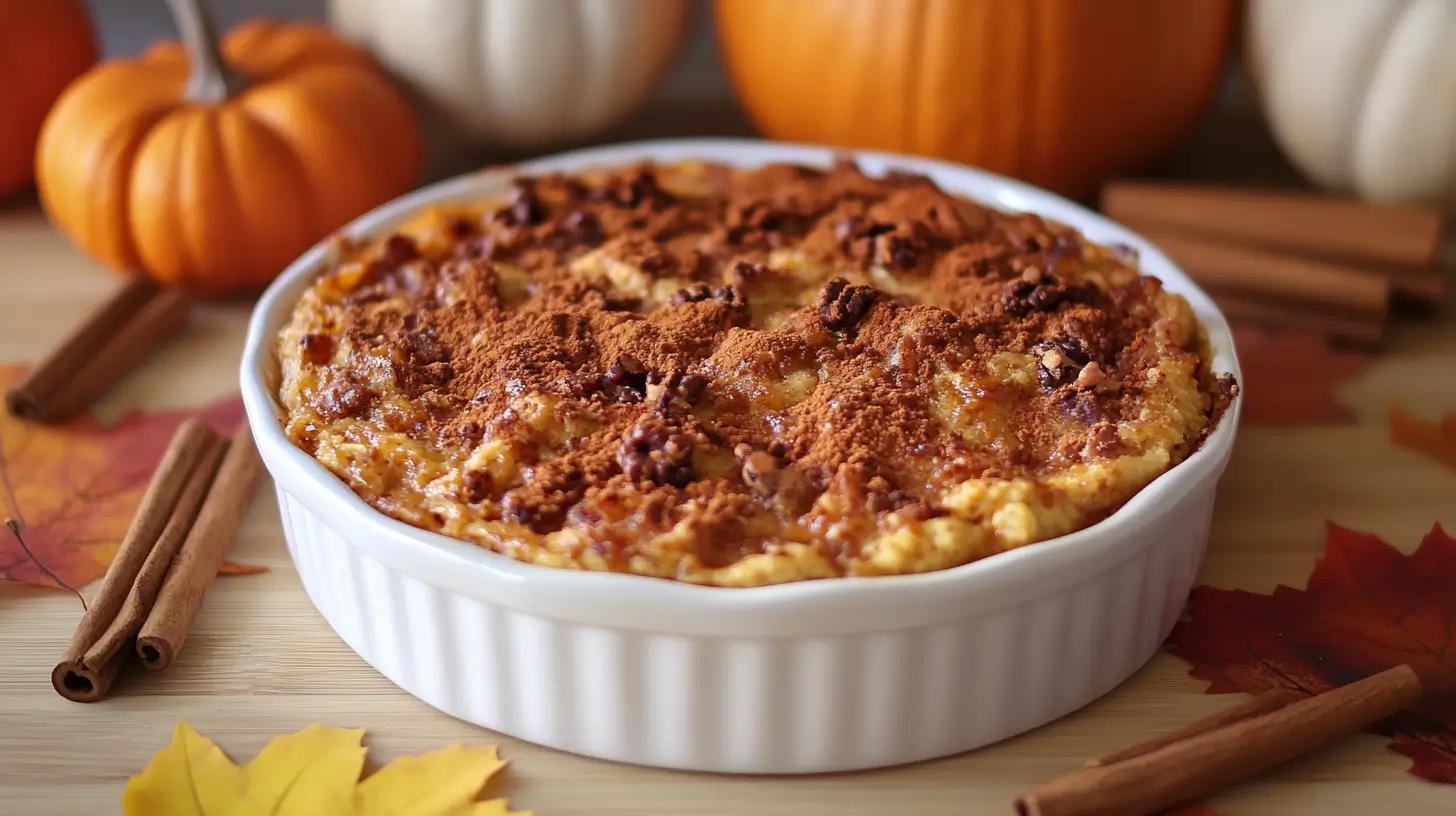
[0,363,252,592]
[1167,522,1456,783]
[1231,327,1374,426]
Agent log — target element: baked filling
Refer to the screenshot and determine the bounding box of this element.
[276,159,1236,587]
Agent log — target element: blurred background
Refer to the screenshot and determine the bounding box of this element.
[13,0,1445,318]
[77,0,1276,192]
[86,0,754,178]
[87,0,732,110]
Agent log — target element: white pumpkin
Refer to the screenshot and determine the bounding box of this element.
[1246,0,1455,211]
[328,0,690,152]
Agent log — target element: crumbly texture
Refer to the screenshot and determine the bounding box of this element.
[276,160,1236,587]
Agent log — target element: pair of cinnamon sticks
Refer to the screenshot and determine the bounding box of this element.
[1101,182,1447,346]
[6,280,191,423]
[53,418,263,702]
[1015,664,1423,816]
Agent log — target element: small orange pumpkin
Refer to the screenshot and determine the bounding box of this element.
[37,0,422,295]
[715,0,1234,199]
[0,0,96,198]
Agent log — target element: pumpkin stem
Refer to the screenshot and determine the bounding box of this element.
[166,0,246,103]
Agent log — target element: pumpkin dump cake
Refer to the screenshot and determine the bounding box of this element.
[277,160,1236,587]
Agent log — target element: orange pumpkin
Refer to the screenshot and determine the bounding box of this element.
[714,0,1233,199]
[37,1,422,295]
[0,0,96,198]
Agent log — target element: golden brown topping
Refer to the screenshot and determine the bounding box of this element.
[1086,424,1123,459]
[816,277,878,332]
[299,333,334,366]
[317,379,373,422]
[1033,335,1093,390]
[494,181,547,227]
[464,468,492,504]
[619,417,694,487]
[554,210,605,249]
[375,234,418,271]
[739,450,782,497]
[644,369,707,416]
[277,158,1232,585]
[1073,362,1107,390]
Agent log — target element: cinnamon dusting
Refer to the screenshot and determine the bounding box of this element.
[275,159,1233,586]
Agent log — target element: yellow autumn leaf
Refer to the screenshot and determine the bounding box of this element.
[122,723,248,814]
[122,722,532,816]
[355,744,504,816]
[234,725,367,815]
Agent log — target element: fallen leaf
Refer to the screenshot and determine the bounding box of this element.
[1167,522,1456,783]
[124,721,251,813]
[218,561,270,576]
[1391,732,1456,785]
[356,743,509,816]
[1389,404,1456,472]
[0,364,243,592]
[122,722,531,816]
[1231,327,1374,426]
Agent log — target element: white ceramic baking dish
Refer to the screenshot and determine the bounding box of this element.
[240,139,1242,774]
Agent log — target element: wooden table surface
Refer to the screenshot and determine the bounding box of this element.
[2,174,1454,814]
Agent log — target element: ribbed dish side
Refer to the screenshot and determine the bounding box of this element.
[278,486,1212,774]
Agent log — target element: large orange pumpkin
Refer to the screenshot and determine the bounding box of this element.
[714,0,1234,199]
[0,0,96,198]
[37,2,422,296]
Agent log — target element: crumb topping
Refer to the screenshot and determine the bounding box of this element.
[276,159,1235,586]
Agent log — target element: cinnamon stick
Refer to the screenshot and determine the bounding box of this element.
[1132,222,1391,320]
[137,422,264,671]
[41,287,192,423]
[1101,181,1445,270]
[1383,264,1448,305]
[1015,665,1423,816]
[51,418,217,702]
[1084,688,1307,768]
[80,435,228,674]
[7,280,160,421]
[1211,291,1384,347]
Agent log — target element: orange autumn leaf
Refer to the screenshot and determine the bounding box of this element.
[1388,404,1456,472]
[0,364,245,592]
[1231,327,1374,426]
[1167,522,1456,783]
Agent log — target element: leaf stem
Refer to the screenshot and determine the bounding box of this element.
[165,0,247,103]
[4,517,86,610]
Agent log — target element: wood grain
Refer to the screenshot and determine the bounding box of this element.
[1,199,1453,815]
